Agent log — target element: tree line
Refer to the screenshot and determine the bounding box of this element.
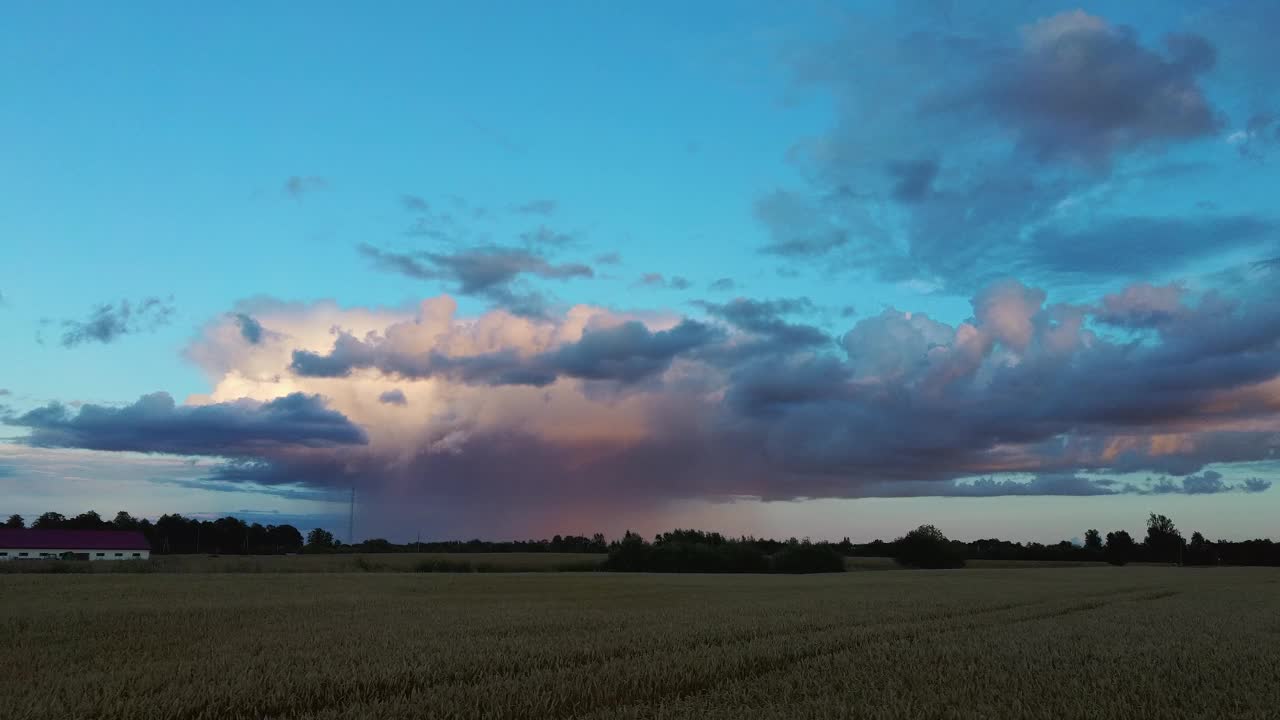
[6,510,1278,567]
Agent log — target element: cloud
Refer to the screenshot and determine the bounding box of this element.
[1243,477,1273,493]
[709,278,736,292]
[284,176,328,198]
[1095,282,1190,329]
[291,317,720,387]
[765,8,1267,291]
[148,477,339,503]
[697,297,829,348]
[887,158,938,203]
[594,252,622,265]
[520,226,575,247]
[513,199,557,215]
[401,194,429,212]
[0,389,10,396]
[1145,470,1270,495]
[34,274,1279,537]
[60,297,175,347]
[358,243,593,316]
[755,190,848,257]
[975,11,1221,165]
[378,389,408,406]
[231,313,265,345]
[8,392,367,455]
[635,273,691,291]
[1023,216,1274,280]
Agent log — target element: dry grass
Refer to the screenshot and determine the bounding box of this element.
[3,567,1277,719]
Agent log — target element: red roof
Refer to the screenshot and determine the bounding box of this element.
[0,529,151,551]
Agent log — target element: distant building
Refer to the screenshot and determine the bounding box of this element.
[0,529,151,561]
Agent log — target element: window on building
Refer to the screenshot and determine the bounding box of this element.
[96,553,105,557]
[0,552,8,556]
[19,552,28,557]
[114,553,123,557]
[131,553,141,558]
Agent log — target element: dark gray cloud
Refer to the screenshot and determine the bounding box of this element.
[974,12,1221,165]
[8,392,367,455]
[1243,477,1274,493]
[378,389,408,406]
[60,297,175,347]
[718,278,1280,484]
[709,278,736,292]
[887,158,938,203]
[1023,216,1274,280]
[512,199,557,215]
[231,313,264,345]
[696,297,830,348]
[284,176,327,198]
[1147,471,1270,495]
[635,273,692,291]
[291,319,721,387]
[0,389,10,396]
[358,243,593,316]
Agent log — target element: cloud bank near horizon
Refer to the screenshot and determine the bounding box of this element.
[8,271,1278,529]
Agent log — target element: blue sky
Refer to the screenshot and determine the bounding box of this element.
[2,1,1279,542]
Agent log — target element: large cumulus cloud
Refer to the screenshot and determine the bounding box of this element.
[13,275,1277,531]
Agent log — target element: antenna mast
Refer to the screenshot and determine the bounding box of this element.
[348,487,356,547]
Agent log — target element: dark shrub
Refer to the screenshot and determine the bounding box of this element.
[771,543,846,574]
[893,525,966,569]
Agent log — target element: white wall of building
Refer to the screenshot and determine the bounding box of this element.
[0,548,150,561]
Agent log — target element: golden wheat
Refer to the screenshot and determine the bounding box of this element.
[2,567,1277,719]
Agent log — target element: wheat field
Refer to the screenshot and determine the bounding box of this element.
[2,567,1277,719]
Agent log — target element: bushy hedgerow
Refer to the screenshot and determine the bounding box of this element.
[771,543,847,574]
[603,531,844,574]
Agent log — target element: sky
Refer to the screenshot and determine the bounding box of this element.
[2,1,1279,544]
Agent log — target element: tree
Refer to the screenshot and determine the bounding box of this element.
[306,527,336,552]
[112,511,139,530]
[893,525,966,569]
[1084,529,1102,552]
[67,511,107,530]
[1105,530,1135,566]
[1185,531,1217,566]
[32,512,67,529]
[268,524,304,553]
[4,514,24,529]
[1145,513,1185,564]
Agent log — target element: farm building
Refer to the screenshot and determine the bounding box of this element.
[0,529,151,561]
